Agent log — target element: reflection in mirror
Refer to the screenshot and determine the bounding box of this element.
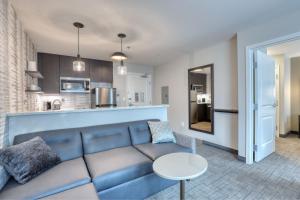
[188,64,214,134]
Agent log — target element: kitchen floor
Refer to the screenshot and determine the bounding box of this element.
[191,122,211,132]
[147,135,300,200]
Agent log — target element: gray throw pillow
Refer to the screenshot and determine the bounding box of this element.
[0,136,61,184]
[148,121,176,144]
[0,165,10,190]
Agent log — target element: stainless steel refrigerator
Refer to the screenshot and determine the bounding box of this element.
[190,90,198,123]
[91,87,117,108]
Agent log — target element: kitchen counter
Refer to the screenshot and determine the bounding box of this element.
[7,105,169,117]
[5,105,169,145]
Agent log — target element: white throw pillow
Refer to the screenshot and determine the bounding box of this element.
[148,121,176,144]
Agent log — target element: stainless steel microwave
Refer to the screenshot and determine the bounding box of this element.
[60,77,90,93]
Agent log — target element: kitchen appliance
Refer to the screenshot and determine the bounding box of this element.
[52,99,62,110]
[91,87,117,108]
[190,90,198,123]
[60,77,90,93]
[191,84,204,93]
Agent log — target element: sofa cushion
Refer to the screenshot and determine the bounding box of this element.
[0,137,61,184]
[134,143,192,160]
[81,124,132,154]
[0,157,91,199]
[41,183,99,200]
[13,129,83,161]
[128,119,159,145]
[84,146,153,191]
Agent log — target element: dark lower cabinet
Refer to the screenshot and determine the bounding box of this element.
[198,104,207,121]
[198,103,211,122]
[60,55,90,78]
[38,53,60,94]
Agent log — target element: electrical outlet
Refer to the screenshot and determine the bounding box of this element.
[181,122,185,128]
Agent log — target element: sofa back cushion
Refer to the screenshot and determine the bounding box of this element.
[13,129,83,161]
[81,124,131,154]
[128,119,159,145]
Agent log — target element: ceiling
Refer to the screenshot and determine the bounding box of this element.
[11,0,300,66]
[267,39,300,58]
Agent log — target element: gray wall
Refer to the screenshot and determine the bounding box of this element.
[0,0,38,147]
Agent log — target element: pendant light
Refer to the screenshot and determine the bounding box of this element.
[73,22,85,72]
[117,60,127,75]
[111,33,127,61]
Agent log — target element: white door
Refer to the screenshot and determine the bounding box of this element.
[254,50,276,162]
[126,73,152,106]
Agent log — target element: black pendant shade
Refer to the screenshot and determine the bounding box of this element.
[111,33,128,61]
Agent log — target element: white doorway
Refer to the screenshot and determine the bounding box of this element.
[246,33,300,164]
[126,73,152,106]
[253,50,276,162]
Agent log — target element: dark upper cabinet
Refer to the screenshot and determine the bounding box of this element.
[190,73,207,93]
[38,53,60,94]
[60,55,90,78]
[89,59,113,83]
[38,53,113,93]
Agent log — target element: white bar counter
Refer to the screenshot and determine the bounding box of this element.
[5,105,169,145]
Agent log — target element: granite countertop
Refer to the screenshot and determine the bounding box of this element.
[6,105,169,117]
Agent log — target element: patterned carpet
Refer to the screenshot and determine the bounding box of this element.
[146,134,300,200]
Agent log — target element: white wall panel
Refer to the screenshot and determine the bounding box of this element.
[153,37,238,150]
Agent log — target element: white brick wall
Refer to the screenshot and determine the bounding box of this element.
[0,0,38,147]
[0,0,9,147]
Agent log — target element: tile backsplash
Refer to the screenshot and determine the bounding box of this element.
[39,93,91,111]
[38,82,113,110]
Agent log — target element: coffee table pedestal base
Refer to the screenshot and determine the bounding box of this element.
[180,180,185,200]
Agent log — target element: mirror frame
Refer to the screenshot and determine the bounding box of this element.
[188,64,214,134]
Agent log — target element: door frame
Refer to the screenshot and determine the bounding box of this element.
[245,32,300,164]
[275,63,280,138]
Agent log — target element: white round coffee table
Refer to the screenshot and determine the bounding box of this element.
[153,152,208,200]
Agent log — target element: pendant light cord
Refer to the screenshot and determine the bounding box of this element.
[77,27,80,58]
[120,38,123,52]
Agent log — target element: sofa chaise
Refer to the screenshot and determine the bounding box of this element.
[0,119,195,200]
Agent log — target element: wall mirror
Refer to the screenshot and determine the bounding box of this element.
[188,64,214,134]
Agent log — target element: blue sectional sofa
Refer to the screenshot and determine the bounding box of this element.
[0,119,195,200]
